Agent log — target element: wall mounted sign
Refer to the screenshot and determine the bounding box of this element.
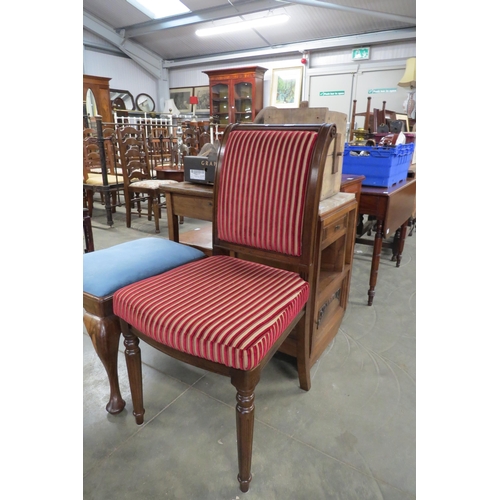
[368,88,398,94]
[319,90,345,96]
[352,47,370,60]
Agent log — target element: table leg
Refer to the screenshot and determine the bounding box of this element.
[368,219,383,306]
[83,209,95,253]
[166,192,180,242]
[395,218,409,267]
[391,228,401,262]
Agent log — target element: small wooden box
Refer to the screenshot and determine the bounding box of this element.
[260,106,347,200]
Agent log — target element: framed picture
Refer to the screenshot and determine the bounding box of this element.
[270,67,303,108]
[170,87,193,114]
[395,113,410,133]
[193,86,210,113]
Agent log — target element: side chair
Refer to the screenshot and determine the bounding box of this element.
[83,128,124,217]
[113,122,337,491]
[116,125,178,233]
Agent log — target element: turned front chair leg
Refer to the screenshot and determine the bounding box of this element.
[84,312,126,414]
[121,322,145,425]
[231,376,258,493]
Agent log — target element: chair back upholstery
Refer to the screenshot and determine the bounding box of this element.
[116,126,152,187]
[213,123,336,267]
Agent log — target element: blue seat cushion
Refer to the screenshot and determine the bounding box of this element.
[83,238,206,297]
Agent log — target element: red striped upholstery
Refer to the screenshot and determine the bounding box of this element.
[113,255,309,370]
[217,130,318,256]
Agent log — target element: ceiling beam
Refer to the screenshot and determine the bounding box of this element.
[276,1,415,23]
[83,10,163,78]
[163,28,416,68]
[118,0,284,38]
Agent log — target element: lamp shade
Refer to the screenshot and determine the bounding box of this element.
[398,57,416,88]
[189,96,199,105]
[163,98,180,115]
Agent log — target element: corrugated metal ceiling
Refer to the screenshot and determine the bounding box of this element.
[83,0,416,63]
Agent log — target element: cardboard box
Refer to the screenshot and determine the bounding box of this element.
[260,106,347,200]
[184,154,216,185]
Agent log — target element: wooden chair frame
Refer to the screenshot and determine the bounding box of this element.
[119,123,337,491]
[116,125,166,233]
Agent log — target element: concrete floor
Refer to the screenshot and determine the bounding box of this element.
[83,198,416,499]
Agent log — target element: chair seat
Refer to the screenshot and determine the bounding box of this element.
[130,179,178,189]
[83,237,206,298]
[84,173,124,186]
[113,255,309,370]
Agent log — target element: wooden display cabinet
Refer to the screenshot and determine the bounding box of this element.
[203,66,267,126]
[83,74,113,124]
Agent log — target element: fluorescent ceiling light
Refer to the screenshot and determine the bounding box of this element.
[126,0,190,19]
[196,14,290,37]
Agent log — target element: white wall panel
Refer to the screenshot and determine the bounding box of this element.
[83,39,416,117]
[83,49,159,110]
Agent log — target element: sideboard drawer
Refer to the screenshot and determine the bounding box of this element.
[321,213,348,248]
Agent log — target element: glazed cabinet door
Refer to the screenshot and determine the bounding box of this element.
[233,80,254,123]
[210,82,230,125]
[204,66,267,126]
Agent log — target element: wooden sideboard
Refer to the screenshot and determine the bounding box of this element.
[280,193,357,364]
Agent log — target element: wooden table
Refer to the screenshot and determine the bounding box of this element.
[340,174,364,206]
[155,166,185,182]
[356,177,416,305]
[161,182,214,254]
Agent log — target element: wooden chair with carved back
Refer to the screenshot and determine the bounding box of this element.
[148,127,173,173]
[83,128,124,217]
[116,125,178,233]
[113,122,337,491]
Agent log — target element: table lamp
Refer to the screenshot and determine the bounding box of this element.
[163,98,180,116]
[398,57,416,121]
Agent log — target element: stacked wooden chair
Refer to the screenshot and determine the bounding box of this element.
[83,127,124,217]
[116,125,179,233]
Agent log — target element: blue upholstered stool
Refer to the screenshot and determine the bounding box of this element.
[83,238,205,414]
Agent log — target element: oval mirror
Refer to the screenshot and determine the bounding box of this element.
[110,89,134,110]
[136,93,155,112]
[86,89,98,117]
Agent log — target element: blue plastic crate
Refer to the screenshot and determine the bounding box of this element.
[342,143,415,187]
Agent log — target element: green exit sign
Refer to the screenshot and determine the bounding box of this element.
[352,47,370,60]
[319,90,345,96]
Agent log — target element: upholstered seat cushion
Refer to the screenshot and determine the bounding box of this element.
[130,179,178,189]
[83,238,205,297]
[84,173,124,186]
[113,255,309,370]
